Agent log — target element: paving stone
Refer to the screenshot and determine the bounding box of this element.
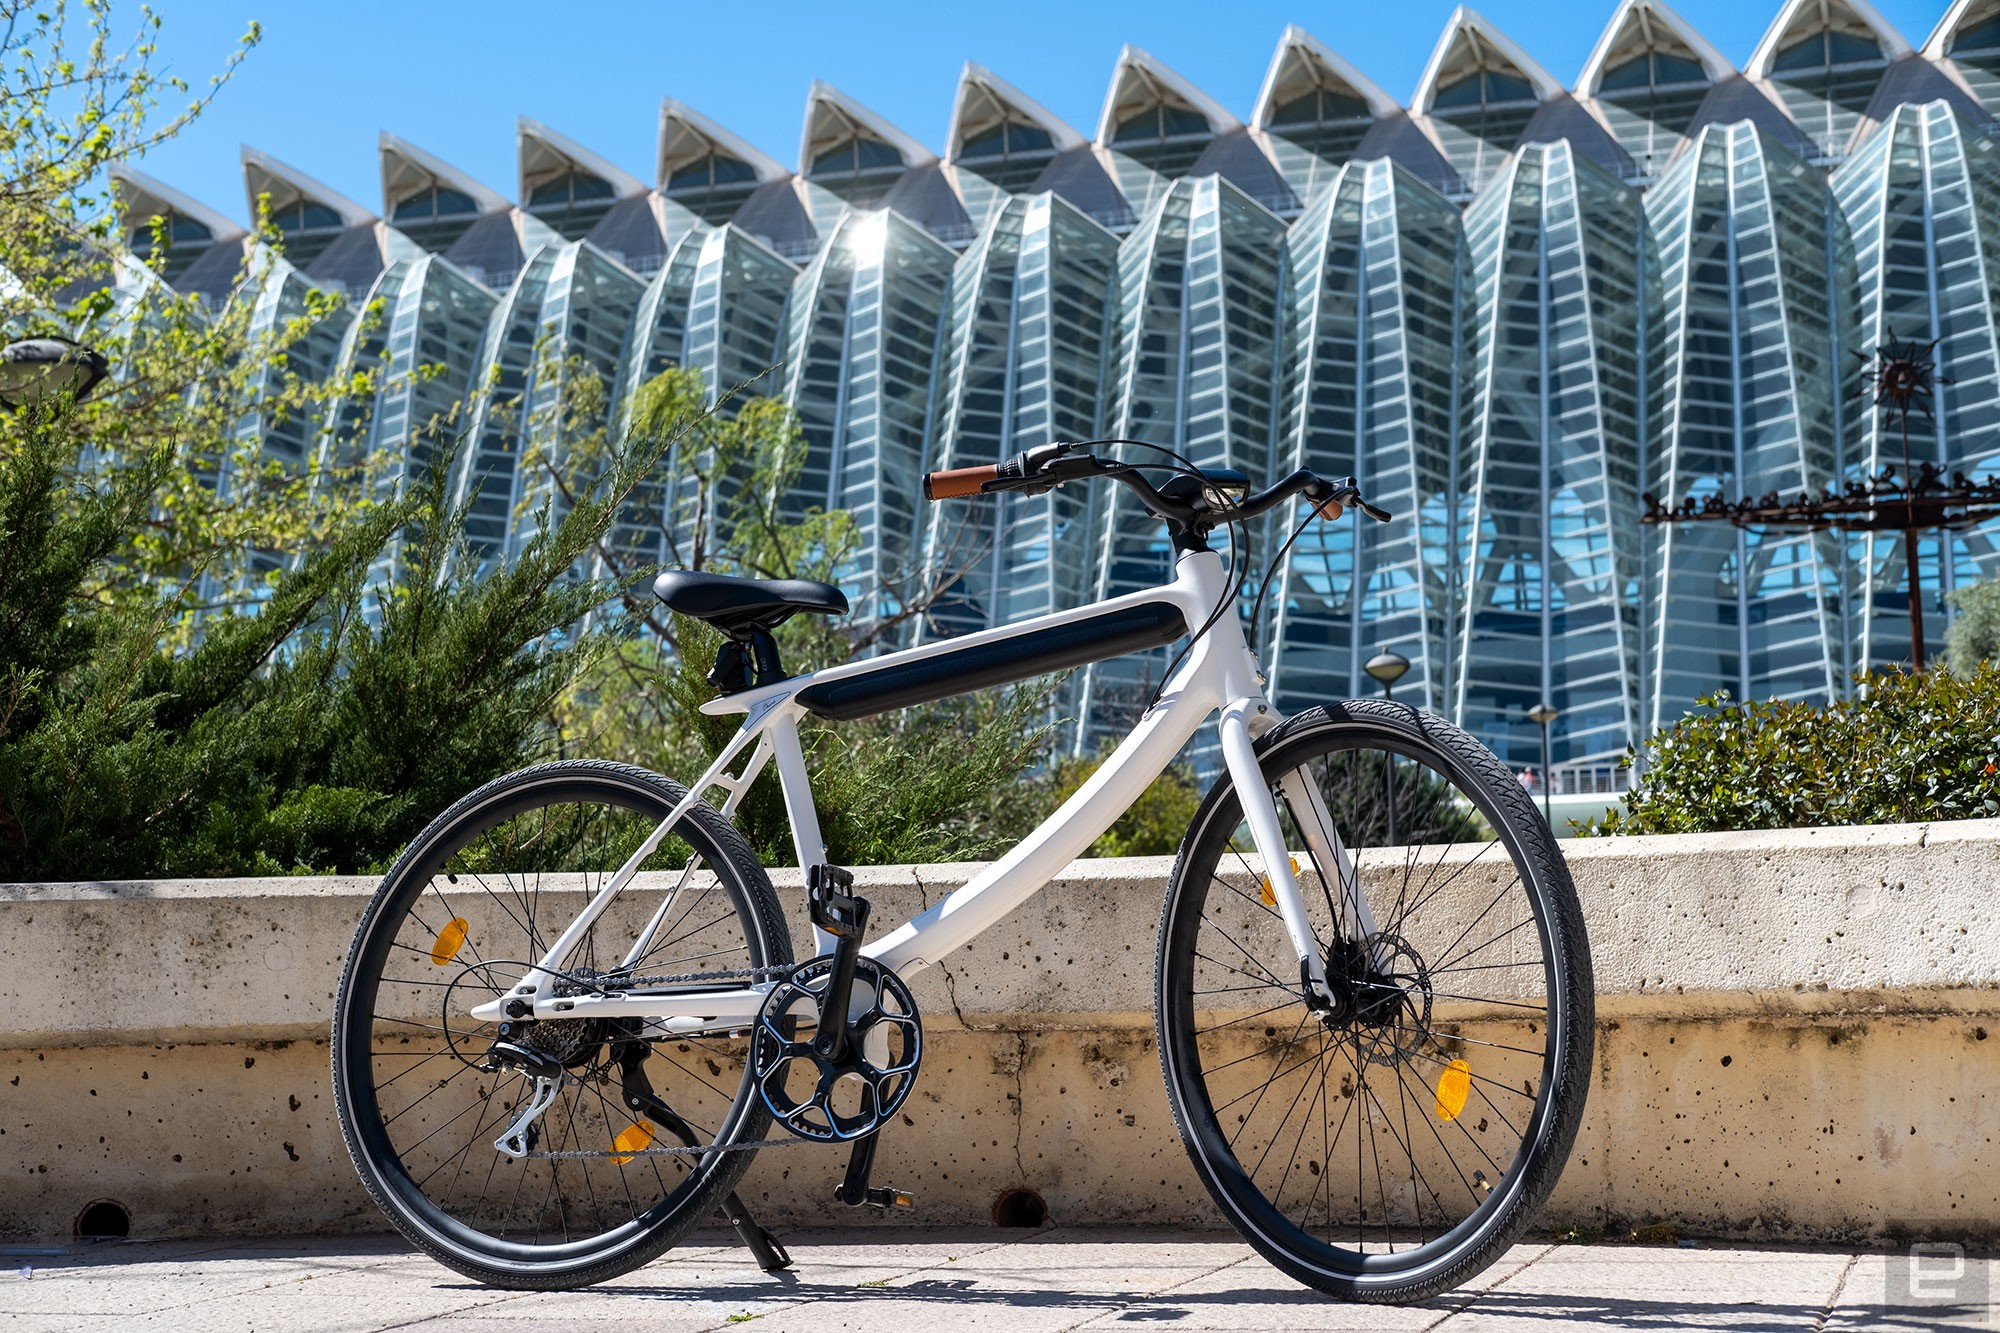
[1823,1252,2000,1331]
[1440,1244,1854,1330]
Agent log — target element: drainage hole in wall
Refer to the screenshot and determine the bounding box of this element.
[76,1200,130,1241]
[992,1188,1047,1228]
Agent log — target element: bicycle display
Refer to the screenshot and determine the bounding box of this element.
[331,439,1595,1304]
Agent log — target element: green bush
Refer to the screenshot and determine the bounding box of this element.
[1583,666,2000,835]
[0,402,669,880]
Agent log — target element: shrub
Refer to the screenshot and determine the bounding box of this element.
[0,401,671,879]
[1582,667,2000,835]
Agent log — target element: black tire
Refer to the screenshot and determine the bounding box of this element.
[332,760,792,1290]
[1156,700,1593,1303]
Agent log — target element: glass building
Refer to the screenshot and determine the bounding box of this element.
[1453,140,1649,773]
[1265,157,1465,718]
[122,0,2000,776]
[1643,120,1859,731]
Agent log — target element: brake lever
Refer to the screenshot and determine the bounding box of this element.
[1313,475,1393,524]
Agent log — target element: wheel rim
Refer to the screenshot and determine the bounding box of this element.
[336,774,774,1267]
[1164,722,1569,1281]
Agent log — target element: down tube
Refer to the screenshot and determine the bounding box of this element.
[866,677,1217,978]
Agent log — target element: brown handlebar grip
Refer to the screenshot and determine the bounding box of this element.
[925,464,999,500]
[1314,497,1346,521]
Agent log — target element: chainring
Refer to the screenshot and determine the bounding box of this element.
[749,956,922,1143]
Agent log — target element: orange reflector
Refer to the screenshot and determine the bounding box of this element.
[1435,1059,1472,1121]
[430,917,469,967]
[1259,857,1302,908]
[610,1121,654,1165]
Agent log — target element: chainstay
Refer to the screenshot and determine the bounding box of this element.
[524,1136,818,1160]
[517,960,812,1160]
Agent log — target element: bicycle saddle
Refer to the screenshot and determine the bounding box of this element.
[652,570,849,634]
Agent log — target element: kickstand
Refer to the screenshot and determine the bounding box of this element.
[615,1040,794,1272]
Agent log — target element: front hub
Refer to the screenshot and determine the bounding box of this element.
[1319,933,1433,1061]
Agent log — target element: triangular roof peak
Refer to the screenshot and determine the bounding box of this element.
[1747,0,1911,79]
[1414,6,1563,111]
[240,146,374,229]
[109,164,247,241]
[518,117,647,203]
[946,62,1086,161]
[1095,45,1241,145]
[1579,0,1733,94]
[378,132,512,218]
[799,81,935,176]
[1252,25,1400,127]
[658,97,788,190]
[1925,0,2000,57]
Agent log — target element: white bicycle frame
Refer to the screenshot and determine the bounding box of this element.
[469,544,1379,1036]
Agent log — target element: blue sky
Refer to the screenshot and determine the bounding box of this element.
[134,0,1958,225]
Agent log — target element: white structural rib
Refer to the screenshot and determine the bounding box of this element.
[1747,0,1911,80]
[658,97,789,190]
[1094,44,1242,145]
[799,80,936,174]
[241,146,375,228]
[109,164,248,240]
[1578,0,1734,93]
[1414,6,1564,111]
[1252,25,1401,128]
[1926,0,2000,57]
[518,117,647,203]
[378,132,512,217]
[945,62,1087,161]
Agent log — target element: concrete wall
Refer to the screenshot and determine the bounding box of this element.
[3,819,1997,1244]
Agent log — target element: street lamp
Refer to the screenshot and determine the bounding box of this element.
[1363,650,1411,701]
[1363,650,1411,845]
[0,336,109,410]
[1527,702,1560,826]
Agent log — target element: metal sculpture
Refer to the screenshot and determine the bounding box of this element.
[1642,335,1991,671]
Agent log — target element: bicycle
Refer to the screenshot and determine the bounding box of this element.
[331,438,1595,1304]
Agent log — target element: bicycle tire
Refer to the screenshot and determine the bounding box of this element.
[1156,699,1594,1303]
[332,759,792,1290]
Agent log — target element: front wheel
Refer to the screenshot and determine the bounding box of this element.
[332,760,792,1290]
[1156,700,1594,1303]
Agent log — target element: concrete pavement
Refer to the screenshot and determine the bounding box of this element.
[0,1229,1993,1331]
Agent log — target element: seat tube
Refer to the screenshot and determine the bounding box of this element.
[767,708,838,956]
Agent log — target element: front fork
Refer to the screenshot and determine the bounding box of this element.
[1215,702,1382,1012]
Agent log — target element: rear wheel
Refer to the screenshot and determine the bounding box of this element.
[1157,700,1593,1303]
[332,760,791,1289]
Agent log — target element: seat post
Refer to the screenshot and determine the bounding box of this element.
[745,627,786,687]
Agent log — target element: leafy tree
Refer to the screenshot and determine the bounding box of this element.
[1946,576,2000,673]
[1581,669,2000,836]
[0,4,382,604]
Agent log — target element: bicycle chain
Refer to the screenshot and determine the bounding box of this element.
[515,960,805,1162]
[584,962,797,992]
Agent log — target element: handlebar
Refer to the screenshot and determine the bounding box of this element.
[923,464,998,500]
[921,443,1393,529]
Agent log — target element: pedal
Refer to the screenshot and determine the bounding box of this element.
[807,864,868,939]
[859,1187,915,1211]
